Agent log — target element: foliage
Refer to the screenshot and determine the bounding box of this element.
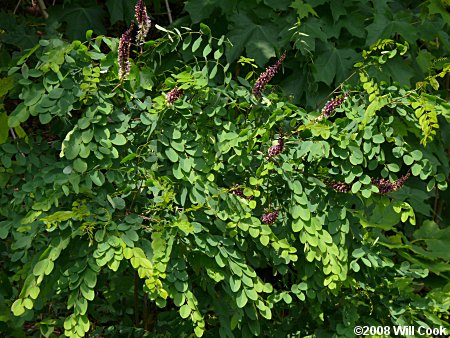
[183,0,450,107]
[0,2,449,338]
[2,0,449,108]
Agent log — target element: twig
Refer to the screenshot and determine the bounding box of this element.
[36,0,49,19]
[164,0,173,24]
[9,128,17,140]
[134,271,139,326]
[14,0,22,15]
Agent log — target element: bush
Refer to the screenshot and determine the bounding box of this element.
[0,3,449,337]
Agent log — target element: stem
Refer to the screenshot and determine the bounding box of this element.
[36,0,49,19]
[164,0,173,24]
[9,128,17,140]
[134,271,139,326]
[433,187,441,223]
[14,0,22,14]
[143,293,148,330]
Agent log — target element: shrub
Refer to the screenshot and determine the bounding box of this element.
[0,10,449,338]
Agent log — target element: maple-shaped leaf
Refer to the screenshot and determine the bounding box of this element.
[50,1,106,40]
[106,0,135,25]
[312,46,359,85]
[226,13,282,66]
[427,0,450,24]
[413,220,450,260]
[290,0,318,20]
[185,0,238,23]
[185,0,221,23]
[365,2,417,45]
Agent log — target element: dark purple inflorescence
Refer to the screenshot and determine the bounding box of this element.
[267,131,284,158]
[316,93,348,122]
[166,87,184,104]
[230,184,253,200]
[261,210,279,225]
[135,0,151,45]
[118,23,134,80]
[328,181,351,193]
[372,172,410,194]
[252,52,286,98]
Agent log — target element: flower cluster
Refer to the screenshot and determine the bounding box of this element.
[118,23,134,80]
[372,172,410,194]
[252,52,286,98]
[267,131,284,158]
[230,184,254,200]
[261,210,279,225]
[316,93,348,122]
[135,0,151,45]
[166,87,184,104]
[327,181,351,193]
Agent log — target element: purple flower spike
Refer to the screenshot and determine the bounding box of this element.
[261,210,279,225]
[316,93,348,122]
[253,52,286,98]
[267,130,284,158]
[135,0,151,45]
[118,23,134,80]
[328,181,351,193]
[372,172,410,194]
[230,184,254,200]
[166,87,184,104]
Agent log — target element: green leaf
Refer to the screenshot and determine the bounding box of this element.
[112,197,126,210]
[230,276,241,292]
[290,0,318,19]
[73,158,88,173]
[203,45,212,58]
[28,286,40,300]
[236,289,248,308]
[8,103,29,128]
[11,299,25,316]
[179,304,191,319]
[90,171,105,186]
[140,67,155,90]
[105,0,135,24]
[120,153,137,163]
[33,259,50,276]
[52,2,107,40]
[226,14,279,65]
[313,47,359,85]
[111,134,127,146]
[192,36,203,53]
[165,148,179,162]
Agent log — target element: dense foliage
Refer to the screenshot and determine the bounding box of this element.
[0,0,449,337]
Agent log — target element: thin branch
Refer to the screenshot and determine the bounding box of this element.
[164,0,173,24]
[14,0,22,15]
[36,0,49,19]
[10,128,17,140]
